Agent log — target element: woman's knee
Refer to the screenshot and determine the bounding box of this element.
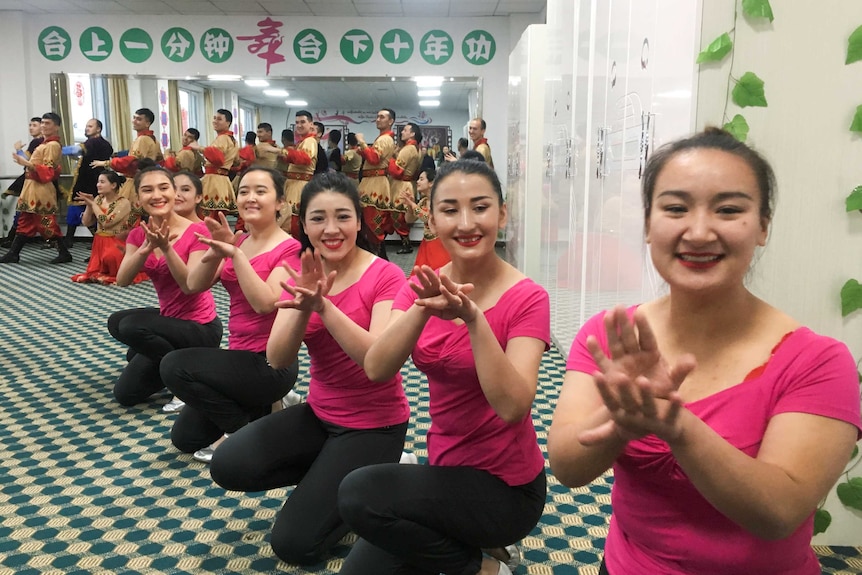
[270,520,332,565]
[159,350,193,393]
[338,465,390,528]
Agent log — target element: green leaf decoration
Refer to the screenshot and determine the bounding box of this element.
[847,25,862,64]
[840,279,862,317]
[846,186,862,212]
[742,0,774,22]
[723,114,750,142]
[852,445,859,459]
[838,479,862,510]
[696,33,733,64]
[732,72,768,108]
[814,508,832,535]
[851,105,862,132]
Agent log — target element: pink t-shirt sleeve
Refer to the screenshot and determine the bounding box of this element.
[566,306,639,373]
[186,221,211,253]
[392,277,419,312]
[505,281,551,348]
[370,259,406,304]
[127,226,144,247]
[772,333,862,436]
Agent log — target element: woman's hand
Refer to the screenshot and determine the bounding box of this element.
[275,249,336,313]
[195,233,241,263]
[579,306,696,445]
[399,189,416,208]
[144,218,175,252]
[411,268,478,322]
[75,192,97,207]
[204,212,237,245]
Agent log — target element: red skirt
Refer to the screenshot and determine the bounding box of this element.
[71,234,148,285]
[411,237,450,276]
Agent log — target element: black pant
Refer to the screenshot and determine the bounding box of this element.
[210,404,407,565]
[159,347,299,452]
[337,464,547,575]
[106,308,223,406]
[599,558,610,574]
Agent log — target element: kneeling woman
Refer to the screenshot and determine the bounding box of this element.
[108,164,223,406]
[338,160,550,575]
[71,170,145,285]
[210,172,409,565]
[159,167,301,463]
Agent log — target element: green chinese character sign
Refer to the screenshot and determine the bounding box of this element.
[80,27,112,62]
[340,29,373,64]
[120,28,153,63]
[201,28,233,63]
[162,28,194,62]
[294,29,326,64]
[462,30,496,65]
[38,26,71,61]
[381,29,413,64]
[420,30,453,65]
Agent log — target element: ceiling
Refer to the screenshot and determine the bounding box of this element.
[191,77,478,114]
[0,0,546,17]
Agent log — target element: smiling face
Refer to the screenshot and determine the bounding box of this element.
[256,126,272,142]
[416,171,431,197]
[181,130,195,147]
[172,174,201,219]
[236,169,284,225]
[40,117,59,139]
[136,171,176,217]
[468,119,485,143]
[212,113,230,133]
[96,173,118,197]
[400,124,415,143]
[302,190,361,260]
[645,148,769,294]
[430,171,506,262]
[294,115,312,137]
[132,113,149,132]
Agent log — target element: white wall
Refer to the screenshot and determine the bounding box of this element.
[698,0,862,547]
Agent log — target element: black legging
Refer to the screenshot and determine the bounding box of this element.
[210,403,408,565]
[159,347,299,453]
[337,465,547,575]
[107,308,223,406]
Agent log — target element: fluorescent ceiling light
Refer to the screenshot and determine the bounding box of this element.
[263,89,290,97]
[207,74,241,81]
[245,79,269,87]
[285,100,308,106]
[417,89,441,97]
[418,100,440,107]
[415,76,444,88]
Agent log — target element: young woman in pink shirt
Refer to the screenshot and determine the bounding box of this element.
[338,160,550,575]
[108,164,222,407]
[209,172,409,565]
[158,167,301,463]
[548,129,862,575]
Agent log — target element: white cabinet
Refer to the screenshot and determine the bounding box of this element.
[508,0,700,355]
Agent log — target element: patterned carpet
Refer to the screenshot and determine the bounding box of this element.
[0,242,860,574]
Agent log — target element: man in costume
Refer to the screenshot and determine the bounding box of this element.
[263,110,316,237]
[163,128,203,176]
[187,109,239,219]
[387,122,422,255]
[92,108,163,203]
[1,117,44,248]
[342,132,362,182]
[356,108,397,258]
[63,118,113,244]
[468,117,494,168]
[1,113,72,264]
[253,123,279,170]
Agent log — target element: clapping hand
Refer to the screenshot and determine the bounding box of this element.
[204,212,237,245]
[410,266,477,323]
[275,249,336,313]
[579,306,696,446]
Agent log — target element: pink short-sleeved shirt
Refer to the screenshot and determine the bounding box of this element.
[221,235,301,352]
[282,256,409,429]
[567,307,862,575]
[393,277,550,486]
[127,222,216,323]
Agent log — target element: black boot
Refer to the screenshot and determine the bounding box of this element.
[50,237,72,264]
[377,240,389,261]
[66,226,77,246]
[0,226,15,248]
[396,237,413,254]
[0,234,26,263]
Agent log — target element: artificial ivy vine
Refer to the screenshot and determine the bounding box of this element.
[695,0,773,142]
[823,22,862,536]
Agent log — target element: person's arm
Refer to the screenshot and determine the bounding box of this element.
[266,305,311,370]
[186,214,236,292]
[78,193,99,228]
[116,233,153,287]
[669,408,857,540]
